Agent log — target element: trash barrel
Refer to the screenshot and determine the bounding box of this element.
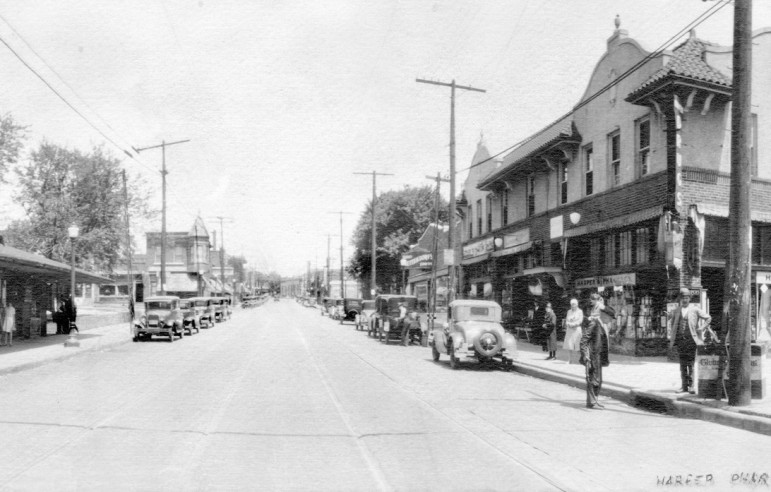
[695,344,727,399]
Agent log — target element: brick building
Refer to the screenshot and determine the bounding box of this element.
[460,21,771,355]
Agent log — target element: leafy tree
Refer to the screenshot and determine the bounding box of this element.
[348,185,447,295]
[10,142,155,272]
[0,113,26,184]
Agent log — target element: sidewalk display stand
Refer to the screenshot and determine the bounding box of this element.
[695,343,767,400]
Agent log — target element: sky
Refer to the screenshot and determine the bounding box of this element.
[0,0,768,276]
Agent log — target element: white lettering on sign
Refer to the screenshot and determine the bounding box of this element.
[574,273,637,289]
[463,237,494,259]
[404,253,431,267]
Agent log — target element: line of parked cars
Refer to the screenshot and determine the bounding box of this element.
[132,295,235,342]
[309,294,517,371]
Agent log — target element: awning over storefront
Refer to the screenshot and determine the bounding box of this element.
[563,205,663,238]
[0,244,112,284]
[694,202,771,223]
[491,241,533,258]
[461,253,491,266]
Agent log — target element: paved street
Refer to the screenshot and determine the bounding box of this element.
[0,302,768,491]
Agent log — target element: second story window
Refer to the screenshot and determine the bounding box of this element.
[609,131,621,186]
[526,175,535,217]
[468,205,473,239]
[486,195,492,232]
[585,146,593,196]
[476,199,482,237]
[637,117,650,176]
[560,162,568,205]
[502,190,509,226]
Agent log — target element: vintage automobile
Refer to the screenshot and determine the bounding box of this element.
[339,298,362,325]
[430,299,517,370]
[327,298,343,319]
[356,300,376,332]
[373,295,424,345]
[133,296,185,342]
[213,297,230,322]
[188,296,214,328]
[178,298,202,335]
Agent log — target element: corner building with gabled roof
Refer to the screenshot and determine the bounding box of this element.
[460,20,771,356]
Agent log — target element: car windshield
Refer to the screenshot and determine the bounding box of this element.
[194,300,207,307]
[147,301,173,310]
[179,302,191,308]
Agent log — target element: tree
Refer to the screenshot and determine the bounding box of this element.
[10,142,155,272]
[0,113,26,184]
[348,185,447,294]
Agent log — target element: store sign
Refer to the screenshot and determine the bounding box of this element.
[419,261,432,268]
[550,215,563,239]
[404,253,431,267]
[574,273,637,289]
[503,228,530,249]
[463,237,494,259]
[444,249,455,266]
[756,271,771,284]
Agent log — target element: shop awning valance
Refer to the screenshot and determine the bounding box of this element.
[461,253,491,266]
[563,205,663,238]
[693,202,771,223]
[491,241,533,258]
[0,244,112,284]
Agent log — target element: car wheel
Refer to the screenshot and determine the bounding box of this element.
[432,343,440,361]
[132,336,138,342]
[449,344,460,370]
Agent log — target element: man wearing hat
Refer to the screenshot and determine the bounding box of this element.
[668,288,712,393]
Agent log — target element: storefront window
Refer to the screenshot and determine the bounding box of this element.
[590,237,601,270]
[619,231,632,266]
[604,234,616,269]
[635,227,650,264]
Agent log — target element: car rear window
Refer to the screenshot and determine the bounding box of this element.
[194,301,207,306]
[147,302,172,310]
[470,307,489,316]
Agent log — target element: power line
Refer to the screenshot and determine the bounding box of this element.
[457,0,731,175]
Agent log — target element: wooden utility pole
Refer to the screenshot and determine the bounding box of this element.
[122,170,134,324]
[426,173,450,330]
[416,78,485,302]
[133,138,190,295]
[328,211,353,298]
[724,0,753,406]
[354,171,393,299]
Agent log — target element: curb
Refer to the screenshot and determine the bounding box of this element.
[513,360,771,437]
[0,331,133,378]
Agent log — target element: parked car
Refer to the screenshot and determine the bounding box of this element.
[188,296,215,328]
[339,298,362,324]
[430,299,516,370]
[213,297,230,322]
[357,300,376,332]
[133,296,184,342]
[373,295,423,345]
[327,298,343,319]
[178,299,202,335]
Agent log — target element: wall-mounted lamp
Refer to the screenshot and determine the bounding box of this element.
[494,237,503,249]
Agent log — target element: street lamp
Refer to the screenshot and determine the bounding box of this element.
[66,225,80,347]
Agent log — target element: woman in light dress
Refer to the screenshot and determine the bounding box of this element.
[2,302,15,346]
[563,298,583,364]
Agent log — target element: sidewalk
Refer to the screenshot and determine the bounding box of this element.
[512,339,771,436]
[0,317,132,376]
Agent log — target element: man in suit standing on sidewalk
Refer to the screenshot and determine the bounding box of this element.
[669,288,711,394]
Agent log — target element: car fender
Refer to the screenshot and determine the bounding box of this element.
[431,329,448,353]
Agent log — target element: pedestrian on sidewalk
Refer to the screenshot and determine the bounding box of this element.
[543,302,558,360]
[668,288,711,394]
[2,302,15,346]
[580,316,609,409]
[563,298,583,364]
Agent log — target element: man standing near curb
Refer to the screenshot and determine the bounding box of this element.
[669,288,711,394]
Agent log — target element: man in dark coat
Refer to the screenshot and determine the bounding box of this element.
[580,297,615,409]
[668,287,711,393]
[543,302,558,360]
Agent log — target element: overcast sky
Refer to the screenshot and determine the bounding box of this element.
[0,0,768,276]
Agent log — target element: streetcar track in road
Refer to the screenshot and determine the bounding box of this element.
[292,321,392,492]
[334,331,580,491]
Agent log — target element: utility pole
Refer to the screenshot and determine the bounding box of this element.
[122,170,134,325]
[328,211,353,298]
[416,78,485,302]
[426,173,450,330]
[354,171,393,299]
[324,233,340,297]
[133,138,190,295]
[724,0,753,406]
[209,216,233,295]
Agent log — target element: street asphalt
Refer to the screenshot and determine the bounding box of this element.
[0,301,768,491]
